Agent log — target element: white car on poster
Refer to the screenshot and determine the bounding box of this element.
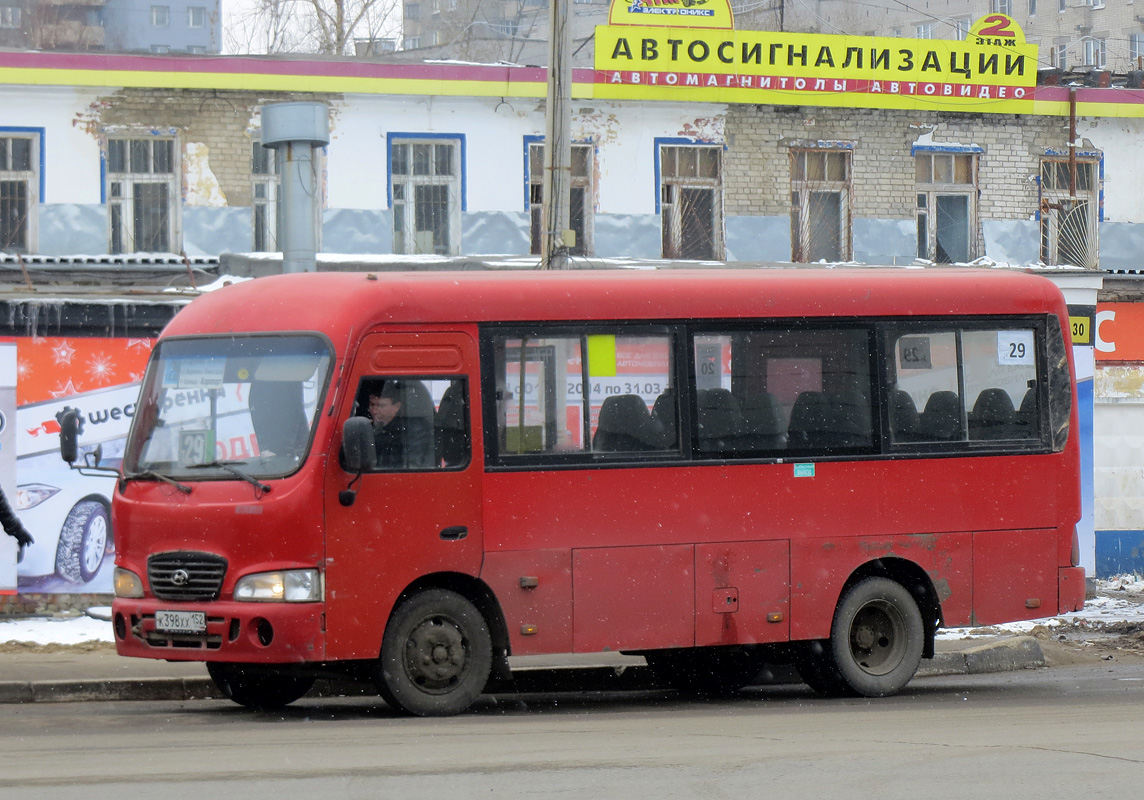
[15,384,139,588]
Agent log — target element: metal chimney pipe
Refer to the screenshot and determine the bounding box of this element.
[259,102,330,274]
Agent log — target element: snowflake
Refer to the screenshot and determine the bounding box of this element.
[86,352,116,385]
[16,358,32,380]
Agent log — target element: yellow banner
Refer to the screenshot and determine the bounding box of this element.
[594,15,1039,110]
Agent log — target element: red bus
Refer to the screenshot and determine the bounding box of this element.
[75,268,1084,716]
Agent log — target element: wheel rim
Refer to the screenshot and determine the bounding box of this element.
[847,599,907,676]
[402,613,471,694]
[82,513,108,575]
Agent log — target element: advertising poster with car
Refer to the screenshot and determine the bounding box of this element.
[15,336,153,593]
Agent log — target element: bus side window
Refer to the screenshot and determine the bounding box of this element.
[352,376,469,471]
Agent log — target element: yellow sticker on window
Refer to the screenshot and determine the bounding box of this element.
[587,335,617,377]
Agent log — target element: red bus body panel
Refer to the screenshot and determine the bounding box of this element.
[110,269,1082,666]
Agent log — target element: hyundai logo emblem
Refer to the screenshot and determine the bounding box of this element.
[171,569,191,587]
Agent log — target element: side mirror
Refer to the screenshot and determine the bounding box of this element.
[341,417,375,474]
[57,407,82,465]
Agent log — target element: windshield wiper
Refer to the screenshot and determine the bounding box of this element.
[187,460,272,494]
[123,470,193,494]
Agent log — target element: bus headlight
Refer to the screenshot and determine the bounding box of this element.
[114,568,144,599]
[234,569,322,602]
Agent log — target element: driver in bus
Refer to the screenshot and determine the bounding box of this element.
[368,380,433,469]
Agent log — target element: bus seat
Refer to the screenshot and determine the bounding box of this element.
[827,389,872,448]
[787,391,831,450]
[593,394,664,452]
[435,382,468,466]
[651,388,678,447]
[696,388,746,452]
[740,392,786,449]
[919,391,962,442]
[888,390,921,442]
[969,388,1016,440]
[249,380,308,458]
[1015,387,1039,439]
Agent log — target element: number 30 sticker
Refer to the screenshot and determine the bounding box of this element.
[997,330,1034,365]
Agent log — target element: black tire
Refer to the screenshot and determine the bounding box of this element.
[377,589,492,717]
[645,646,767,695]
[793,639,850,696]
[55,500,110,584]
[824,577,924,697]
[207,662,316,710]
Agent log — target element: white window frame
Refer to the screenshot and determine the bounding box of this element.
[1086,37,1107,67]
[187,6,206,27]
[527,139,594,257]
[106,135,180,255]
[0,6,21,28]
[990,0,1012,14]
[1131,32,1144,66]
[914,149,980,264]
[954,18,971,39]
[0,133,39,254]
[1039,154,1101,268]
[151,5,169,27]
[916,23,934,39]
[389,136,463,256]
[789,146,852,263]
[658,142,724,261]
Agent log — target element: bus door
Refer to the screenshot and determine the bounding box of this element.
[324,331,483,661]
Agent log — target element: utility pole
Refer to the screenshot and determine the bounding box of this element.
[541,0,572,269]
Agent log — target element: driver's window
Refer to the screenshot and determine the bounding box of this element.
[352,376,469,471]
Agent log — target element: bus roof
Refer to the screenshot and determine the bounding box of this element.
[163,267,1068,344]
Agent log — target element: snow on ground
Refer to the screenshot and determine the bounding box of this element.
[1,579,1143,647]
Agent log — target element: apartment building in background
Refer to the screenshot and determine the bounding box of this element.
[0,0,219,54]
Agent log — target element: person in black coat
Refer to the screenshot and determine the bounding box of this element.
[368,381,433,469]
[0,488,33,550]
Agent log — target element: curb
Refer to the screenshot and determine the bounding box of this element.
[0,637,1046,704]
[917,636,1045,678]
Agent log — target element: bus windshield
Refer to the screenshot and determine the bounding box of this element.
[124,334,333,479]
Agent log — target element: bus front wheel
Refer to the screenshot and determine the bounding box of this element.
[207,662,316,710]
[800,577,924,698]
[377,589,493,717]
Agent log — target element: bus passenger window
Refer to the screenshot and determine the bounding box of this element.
[351,377,469,471]
[693,327,873,457]
[491,332,677,458]
[886,326,1042,447]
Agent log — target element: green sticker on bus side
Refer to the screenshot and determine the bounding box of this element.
[793,463,815,478]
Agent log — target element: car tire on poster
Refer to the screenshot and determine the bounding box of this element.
[55,498,111,584]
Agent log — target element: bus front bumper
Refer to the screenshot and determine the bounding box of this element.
[112,599,326,664]
[1059,566,1086,614]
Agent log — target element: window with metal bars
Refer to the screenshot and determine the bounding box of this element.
[1039,156,1100,268]
[391,138,462,255]
[789,147,852,263]
[658,144,723,261]
[0,134,35,254]
[528,141,593,256]
[915,151,978,264]
[106,136,178,254]
[252,141,279,253]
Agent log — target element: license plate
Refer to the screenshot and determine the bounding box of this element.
[155,610,206,634]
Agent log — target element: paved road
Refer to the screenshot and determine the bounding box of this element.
[3,660,1143,800]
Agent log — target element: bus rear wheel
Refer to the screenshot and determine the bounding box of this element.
[805,577,924,698]
[207,662,316,710]
[377,589,492,717]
